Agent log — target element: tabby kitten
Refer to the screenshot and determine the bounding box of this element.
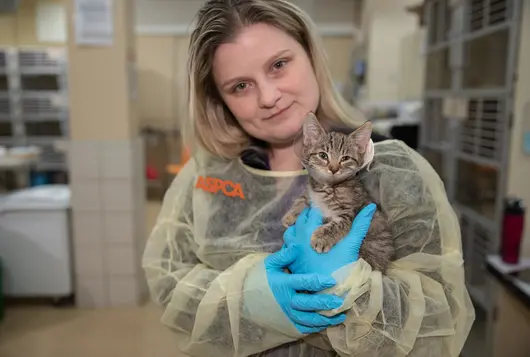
[282,113,394,273]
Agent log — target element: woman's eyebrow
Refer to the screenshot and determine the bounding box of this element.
[264,49,291,68]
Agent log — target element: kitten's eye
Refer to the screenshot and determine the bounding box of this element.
[341,156,351,162]
[318,152,328,160]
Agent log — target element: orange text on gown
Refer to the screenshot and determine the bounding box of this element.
[196,176,245,200]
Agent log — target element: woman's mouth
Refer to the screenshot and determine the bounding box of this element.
[265,103,293,120]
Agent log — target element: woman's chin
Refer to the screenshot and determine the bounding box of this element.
[267,125,303,144]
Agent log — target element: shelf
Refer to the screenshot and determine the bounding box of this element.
[425,88,508,98]
[0,138,14,146]
[422,6,521,323]
[33,162,67,171]
[465,0,512,37]
[19,95,67,119]
[22,115,67,122]
[453,203,496,233]
[17,49,67,72]
[426,41,451,54]
[456,151,501,168]
[0,96,10,120]
[25,136,68,144]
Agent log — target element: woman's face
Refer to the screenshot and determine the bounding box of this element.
[212,23,320,145]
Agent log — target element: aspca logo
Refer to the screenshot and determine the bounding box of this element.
[195,176,245,200]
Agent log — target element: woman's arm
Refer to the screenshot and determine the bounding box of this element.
[323,256,474,357]
[312,140,475,357]
[142,160,311,357]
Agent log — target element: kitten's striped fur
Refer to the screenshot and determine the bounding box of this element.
[282,114,394,273]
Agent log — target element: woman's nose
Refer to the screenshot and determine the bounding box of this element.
[258,82,281,108]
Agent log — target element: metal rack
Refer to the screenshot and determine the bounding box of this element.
[0,47,69,171]
[420,0,523,312]
[0,48,15,147]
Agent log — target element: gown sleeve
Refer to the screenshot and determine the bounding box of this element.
[142,159,305,357]
[315,140,475,357]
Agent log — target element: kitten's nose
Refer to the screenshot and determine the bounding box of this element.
[328,164,339,174]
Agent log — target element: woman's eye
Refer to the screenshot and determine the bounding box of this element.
[272,60,287,71]
[318,152,328,160]
[233,83,247,92]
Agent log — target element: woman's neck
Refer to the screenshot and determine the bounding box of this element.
[268,144,303,172]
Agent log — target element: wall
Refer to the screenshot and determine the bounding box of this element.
[134,0,357,30]
[360,0,422,103]
[397,28,426,101]
[136,36,185,131]
[0,0,65,46]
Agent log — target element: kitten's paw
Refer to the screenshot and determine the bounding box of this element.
[311,228,334,253]
[282,213,297,228]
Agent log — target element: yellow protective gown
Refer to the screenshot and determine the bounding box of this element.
[142,139,475,357]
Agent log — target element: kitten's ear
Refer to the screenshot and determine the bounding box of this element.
[303,113,326,147]
[349,121,372,152]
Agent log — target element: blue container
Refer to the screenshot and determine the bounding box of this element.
[30,171,51,186]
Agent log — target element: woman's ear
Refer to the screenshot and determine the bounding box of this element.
[348,121,372,152]
[303,113,326,147]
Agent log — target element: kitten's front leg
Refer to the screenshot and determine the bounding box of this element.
[282,194,309,227]
[311,215,352,253]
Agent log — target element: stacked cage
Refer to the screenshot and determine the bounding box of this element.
[0,48,17,147]
[0,47,69,172]
[420,0,522,309]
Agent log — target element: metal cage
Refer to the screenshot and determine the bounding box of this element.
[0,48,69,170]
[421,0,522,304]
[420,0,523,355]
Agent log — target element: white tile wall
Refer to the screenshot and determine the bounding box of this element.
[69,141,100,180]
[72,211,103,244]
[68,137,148,308]
[73,243,105,277]
[101,180,135,211]
[71,180,102,212]
[100,141,134,179]
[105,244,136,276]
[103,211,135,244]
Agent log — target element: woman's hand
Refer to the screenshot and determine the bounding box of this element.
[264,245,346,334]
[284,203,376,276]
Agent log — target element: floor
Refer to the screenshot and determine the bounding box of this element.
[0,201,187,357]
[0,302,183,357]
[0,200,487,357]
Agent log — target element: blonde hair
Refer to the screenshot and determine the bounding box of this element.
[185,0,365,159]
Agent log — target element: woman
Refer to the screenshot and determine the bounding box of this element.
[142,0,475,356]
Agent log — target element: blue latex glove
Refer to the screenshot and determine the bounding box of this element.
[284,203,377,276]
[265,245,346,334]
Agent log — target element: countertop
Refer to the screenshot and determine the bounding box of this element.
[486,255,530,309]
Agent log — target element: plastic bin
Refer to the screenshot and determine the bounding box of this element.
[0,184,72,299]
